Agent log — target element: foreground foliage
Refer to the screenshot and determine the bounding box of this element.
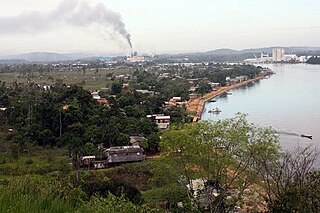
[160,113,281,212]
[0,175,159,213]
[264,146,320,212]
[1,113,319,212]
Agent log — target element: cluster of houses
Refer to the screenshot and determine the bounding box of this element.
[82,90,175,169]
[225,75,248,86]
[187,78,220,99]
[91,91,110,106]
[165,97,187,107]
[90,91,173,130]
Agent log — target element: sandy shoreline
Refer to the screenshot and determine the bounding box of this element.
[187,74,271,122]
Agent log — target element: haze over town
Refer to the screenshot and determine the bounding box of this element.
[1,0,320,55]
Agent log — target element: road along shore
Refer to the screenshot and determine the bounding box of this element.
[187,74,271,123]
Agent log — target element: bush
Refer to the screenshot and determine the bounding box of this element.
[25,158,33,165]
[80,178,143,205]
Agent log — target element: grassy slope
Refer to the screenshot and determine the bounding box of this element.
[0,145,179,212]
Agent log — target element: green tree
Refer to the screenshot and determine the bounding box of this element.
[160,113,280,212]
[116,133,130,146]
[82,143,99,156]
[146,132,160,153]
[111,82,123,95]
[124,105,145,118]
[196,83,212,96]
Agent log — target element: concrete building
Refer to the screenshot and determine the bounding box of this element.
[154,115,171,129]
[136,89,156,95]
[127,55,147,63]
[105,146,145,163]
[272,48,285,62]
[147,114,171,129]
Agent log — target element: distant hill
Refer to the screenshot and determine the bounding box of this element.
[156,46,320,63]
[1,46,320,64]
[205,46,320,55]
[0,59,29,64]
[0,52,122,63]
[0,52,94,63]
[204,48,239,55]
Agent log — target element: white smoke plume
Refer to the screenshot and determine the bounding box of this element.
[0,0,132,48]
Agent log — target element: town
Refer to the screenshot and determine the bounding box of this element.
[0,57,276,211]
[1,0,320,211]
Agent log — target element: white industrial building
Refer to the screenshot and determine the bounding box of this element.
[272,48,285,62]
[244,48,312,64]
[127,55,147,63]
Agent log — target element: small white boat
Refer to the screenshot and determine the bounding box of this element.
[208,107,221,113]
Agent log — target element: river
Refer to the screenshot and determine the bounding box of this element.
[202,64,320,151]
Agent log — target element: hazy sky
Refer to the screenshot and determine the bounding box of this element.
[1,0,320,54]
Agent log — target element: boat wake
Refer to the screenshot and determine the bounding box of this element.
[277,129,300,136]
[276,129,313,140]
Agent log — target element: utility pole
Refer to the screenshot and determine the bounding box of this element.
[59,110,62,138]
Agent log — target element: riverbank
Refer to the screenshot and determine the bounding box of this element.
[187,74,272,122]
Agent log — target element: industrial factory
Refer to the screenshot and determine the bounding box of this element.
[126,51,155,63]
[244,48,312,63]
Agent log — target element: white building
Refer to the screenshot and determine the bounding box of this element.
[91,92,100,100]
[272,48,285,62]
[147,114,171,129]
[136,90,156,95]
[154,115,171,129]
[283,54,298,62]
[127,55,147,63]
[298,56,312,63]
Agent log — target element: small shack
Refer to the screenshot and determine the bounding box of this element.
[80,156,95,168]
[105,146,145,164]
[130,135,146,146]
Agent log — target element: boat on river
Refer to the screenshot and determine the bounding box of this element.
[208,107,221,114]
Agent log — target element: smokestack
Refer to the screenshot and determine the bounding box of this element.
[0,0,133,48]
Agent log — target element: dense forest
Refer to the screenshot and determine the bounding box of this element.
[0,81,167,153]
